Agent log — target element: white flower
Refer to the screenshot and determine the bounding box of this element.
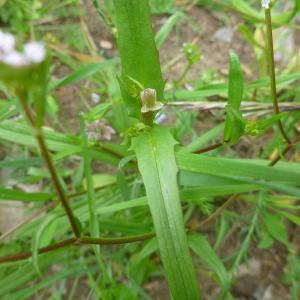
[1,51,28,67]
[0,31,16,54]
[261,0,270,9]
[24,42,46,64]
[91,93,101,104]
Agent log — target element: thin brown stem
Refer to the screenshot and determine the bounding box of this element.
[35,131,80,237]
[17,92,81,238]
[0,238,77,263]
[269,136,300,166]
[0,233,155,264]
[188,194,239,232]
[265,9,291,145]
[194,142,224,155]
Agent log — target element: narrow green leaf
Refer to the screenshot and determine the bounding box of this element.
[113,0,165,117]
[227,52,243,109]
[0,120,120,166]
[275,210,300,226]
[182,123,224,153]
[132,126,200,300]
[83,174,116,189]
[224,52,245,145]
[155,11,183,49]
[31,215,59,274]
[176,152,300,186]
[48,59,118,91]
[189,234,231,294]
[0,187,53,202]
[263,212,289,246]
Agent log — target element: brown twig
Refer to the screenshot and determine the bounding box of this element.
[269,136,300,166]
[188,194,239,232]
[0,233,155,264]
[0,238,77,263]
[17,91,81,238]
[194,142,224,154]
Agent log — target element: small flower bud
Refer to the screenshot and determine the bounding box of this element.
[140,88,163,113]
[24,42,46,64]
[91,93,101,104]
[261,0,270,9]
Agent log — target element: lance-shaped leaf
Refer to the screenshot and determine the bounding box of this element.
[224,52,245,145]
[113,0,165,118]
[132,126,200,300]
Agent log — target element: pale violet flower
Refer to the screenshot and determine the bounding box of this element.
[24,42,46,64]
[0,31,16,54]
[85,119,116,141]
[261,0,270,9]
[155,112,167,124]
[1,51,28,67]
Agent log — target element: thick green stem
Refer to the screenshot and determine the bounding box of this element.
[265,9,291,144]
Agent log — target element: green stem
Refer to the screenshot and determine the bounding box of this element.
[175,64,191,86]
[79,232,155,245]
[265,8,291,144]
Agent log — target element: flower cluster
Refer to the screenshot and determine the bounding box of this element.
[0,30,46,68]
[85,119,116,142]
[261,0,270,9]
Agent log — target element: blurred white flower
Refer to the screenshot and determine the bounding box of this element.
[1,51,28,67]
[0,31,15,54]
[261,0,270,9]
[24,42,46,64]
[0,31,46,68]
[91,93,101,104]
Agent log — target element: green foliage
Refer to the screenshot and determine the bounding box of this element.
[113,0,165,119]
[0,0,299,299]
[223,52,245,145]
[132,127,200,299]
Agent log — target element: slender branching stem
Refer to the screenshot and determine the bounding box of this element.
[0,238,77,263]
[269,136,300,166]
[265,8,291,145]
[194,142,224,155]
[17,92,81,238]
[79,232,155,245]
[0,233,155,264]
[188,194,239,231]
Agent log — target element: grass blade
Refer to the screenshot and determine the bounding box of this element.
[132,126,200,299]
[113,0,165,117]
